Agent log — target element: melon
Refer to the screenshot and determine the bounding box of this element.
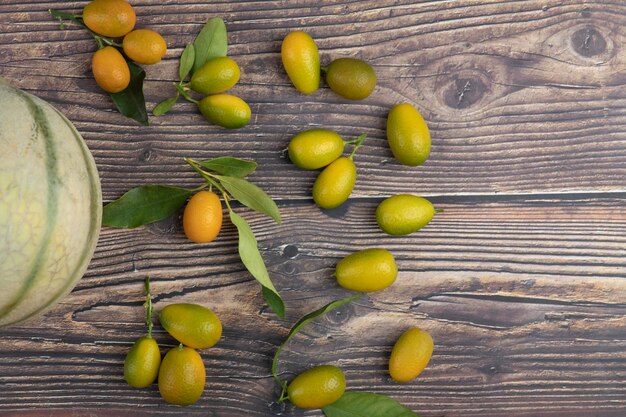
[0,78,102,327]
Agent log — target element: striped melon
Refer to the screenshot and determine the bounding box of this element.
[0,79,102,327]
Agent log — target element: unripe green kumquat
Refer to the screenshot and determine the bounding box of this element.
[335,248,397,292]
[324,57,376,100]
[190,56,241,95]
[281,31,320,94]
[386,103,431,166]
[198,94,251,129]
[288,129,346,170]
[124,336,161,388]
[287,365,346,408]
[376,194,438,236]
[389,327,434,383]
[159,303,222,349]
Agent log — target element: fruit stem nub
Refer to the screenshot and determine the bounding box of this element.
[348,134,367,160]
[144,276,154,338]
[435,209,444,214]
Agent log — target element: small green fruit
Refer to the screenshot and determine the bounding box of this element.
[190,56,240,95]
[159,303,222,349]
[198,94,251,129]
[376,194,435,235]
[312,157,356,209]
[124,336,161,388]
[336,248,397,292]
[325,58,376,100]
[386,103,430,166]
[288,129,345,170]
[389,327,434,382]
[281,31,320,94]
[287,365,346,408]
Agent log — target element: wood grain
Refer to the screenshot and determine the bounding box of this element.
[1,1,626,200]
[1,196,626,416]
[1,0,625,416]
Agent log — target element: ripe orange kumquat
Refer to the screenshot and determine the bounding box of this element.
[183,191,223,243]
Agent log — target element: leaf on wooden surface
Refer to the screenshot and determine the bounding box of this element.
[179,43,195,81]
[102,185,192,228]
[153,95,178,116]
[216,175,281,223]
[198,156,257,177]
[271,296,361,381]
[192,17,227,73]
[229,211,285,318]
[322,392,420,417]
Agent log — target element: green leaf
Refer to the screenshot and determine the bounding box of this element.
[271,295,361,383]
[322,392,420,417]
[102,185,192,228]
[198,157,257,177]
[192,17,227,73]
[179,44,195,81]
[216,175,281,223]
[110,60,149,126]
[153,95,178,116]
[229,211,285,318]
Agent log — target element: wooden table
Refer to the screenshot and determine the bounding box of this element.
[1,1,625,416]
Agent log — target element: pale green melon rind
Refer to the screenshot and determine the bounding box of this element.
[0,89,60,320]
[6,105,103,326]
[0,88,102,327]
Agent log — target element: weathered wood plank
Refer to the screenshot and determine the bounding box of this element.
[1,0,626,416]
[1,1,625,200]
[0,196,625,416]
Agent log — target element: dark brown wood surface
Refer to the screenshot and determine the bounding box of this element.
[1,0,625,416]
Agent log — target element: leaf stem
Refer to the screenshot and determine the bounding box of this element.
[222,193,233,212]
[175,84,199,104]
[144,277,154,338]
[191,183,208,192]
[276,382,289,404]
[184,157,228,197]
[272,344,286,386]
[271,295,361,392]
[348,134,367,160]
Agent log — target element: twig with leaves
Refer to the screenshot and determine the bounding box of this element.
[271,296,421,416]
[102,156,285,318]
[153,17,227,116]
[49,8,149,125]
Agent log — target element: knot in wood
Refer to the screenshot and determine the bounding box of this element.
[443,77,486,109]
[571,27,607,57]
